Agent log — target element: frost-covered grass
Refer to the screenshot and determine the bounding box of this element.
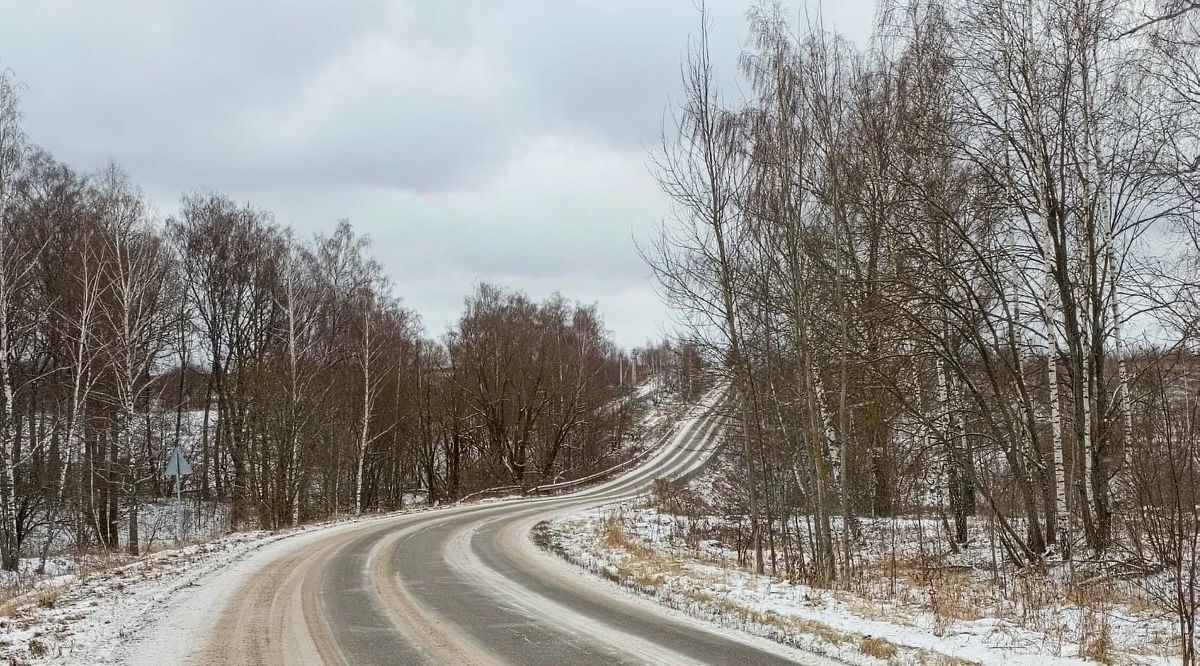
[0,528,277,664]
[539,481,1181,665]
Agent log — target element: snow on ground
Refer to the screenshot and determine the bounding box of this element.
[0,498,231,602]
[626,382,708,454]
[0,510,412,665]
[2,529,268,663]
[538,460,1181,665]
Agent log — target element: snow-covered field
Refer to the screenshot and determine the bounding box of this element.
[537,456,1181,665]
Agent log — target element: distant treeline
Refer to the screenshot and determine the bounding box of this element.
[0,70,691,569]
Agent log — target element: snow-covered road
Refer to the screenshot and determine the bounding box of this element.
[116,385,834,665]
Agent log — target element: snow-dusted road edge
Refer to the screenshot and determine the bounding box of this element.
[535,506,1162,666]
[0,510,413,665]
[532,516,891,666]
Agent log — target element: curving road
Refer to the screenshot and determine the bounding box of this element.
[124,386,827,665]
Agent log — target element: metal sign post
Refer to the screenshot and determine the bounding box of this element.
[164,447,192,542]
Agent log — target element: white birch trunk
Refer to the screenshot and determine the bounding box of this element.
[1018,0,1069,555]
[810,358,841,493]
[1082,356,1094,510]
[935,357,950,510]
[1107,230,1134,481]
[1043,224,1069,555]
[0,268,18,568]
[59,257,100,531]
[354,302,372,517]
[286,258,303,527]
[0,79,22,569]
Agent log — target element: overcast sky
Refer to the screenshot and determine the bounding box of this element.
[0,0,874,348]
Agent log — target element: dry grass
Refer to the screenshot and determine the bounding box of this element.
[928,568,983,636]
[581,513,1009,666]
[598,514,691,594]
[0,598,20,618]
[602,518,863,653]
[1079,615,1113,663]
[792,617,852,646]
[852,552,1162,661]
[859,635,899,661]
[582,507,1180,664]
[1072,581,1116,664]
[0,583,19,613]
[0,582,65,619]
[1125,590,1155,614]
[597,510,933,659]
[919,655,981,666]
[836,588,921,626]
[686,586,855,646]
[33,586,62,609]
[599,514,660,562]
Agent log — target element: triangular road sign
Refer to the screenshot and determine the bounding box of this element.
[164,447,192,477]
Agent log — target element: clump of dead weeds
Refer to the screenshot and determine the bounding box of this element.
[928,568,984,635]
[859,635,899,661]
[33,586,62,609]
[598,513,657,561]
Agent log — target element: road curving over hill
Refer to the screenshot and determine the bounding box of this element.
[124,386,833,666]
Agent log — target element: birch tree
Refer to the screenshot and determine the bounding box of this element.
[0,69,29,569]
[93,165,176,554]
[648,5,765,574]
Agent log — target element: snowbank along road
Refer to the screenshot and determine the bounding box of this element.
[120,385,832,665]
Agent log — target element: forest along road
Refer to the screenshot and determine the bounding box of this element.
[122,386,831,666]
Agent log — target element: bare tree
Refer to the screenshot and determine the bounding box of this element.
[648,5,765,574]
[0,68,31,570]
[93,165,177,553]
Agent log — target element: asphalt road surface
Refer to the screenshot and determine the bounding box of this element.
[125,387,832,665]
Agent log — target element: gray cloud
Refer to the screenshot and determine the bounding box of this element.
[0,0,873,347]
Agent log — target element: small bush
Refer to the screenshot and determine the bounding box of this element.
[601,514,631,550]
[598,513,658,561]
[34,586,62,609]
[652,478,711,517]
[929,569,982,635]
[859,635,899,661]
[1079,607,1113,663]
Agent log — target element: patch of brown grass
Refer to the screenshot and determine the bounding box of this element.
[1074,583,1115,664]
[600,514,631,550]
[918,655,980,666]
[599,514,660,562]
[929,569,983,635]
[793,617,852,646]
[0,582,70,619]
[33,586,63,609]
[681,586,855,647]
[837,589,920,626]
[587,514,1001,666]
[859,635,899,661]
[1079,617,1112,664]
[1126,591,1155,614]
